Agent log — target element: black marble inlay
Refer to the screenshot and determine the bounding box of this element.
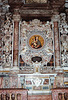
[31,56,42,62]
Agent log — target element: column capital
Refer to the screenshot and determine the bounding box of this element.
[13,14,21,21]
[13,8,21,21]
[51,14,60,22]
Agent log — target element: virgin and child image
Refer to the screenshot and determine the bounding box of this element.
[30,36,42,49]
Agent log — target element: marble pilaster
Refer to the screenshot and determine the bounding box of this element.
[13,9,20,69]
[52,15,60,67]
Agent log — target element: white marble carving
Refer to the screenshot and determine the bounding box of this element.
[32,61,41,73]
[1,13,13,68]
[20,19,54,66]
[33,78,41,87]
[60,13,68,67]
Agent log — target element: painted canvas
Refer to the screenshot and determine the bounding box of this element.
[29,35,44,49]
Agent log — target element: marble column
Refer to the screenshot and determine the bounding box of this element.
[13,10,20,69]
[52,15,60,67]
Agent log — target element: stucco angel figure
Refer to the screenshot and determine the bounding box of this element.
[32,61,41,73]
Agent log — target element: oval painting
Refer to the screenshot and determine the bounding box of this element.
[29,35,44,49]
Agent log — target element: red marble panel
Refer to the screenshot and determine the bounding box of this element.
[13,21,19,66]
[28,95,52,100]
[54,22,60,66]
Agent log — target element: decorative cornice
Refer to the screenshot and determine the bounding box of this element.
[21,9,53,15]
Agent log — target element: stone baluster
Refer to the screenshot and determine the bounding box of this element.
[52,15,61,67]
[62,93,64,100]
[10,94,11,100]
[15,94,17,100]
